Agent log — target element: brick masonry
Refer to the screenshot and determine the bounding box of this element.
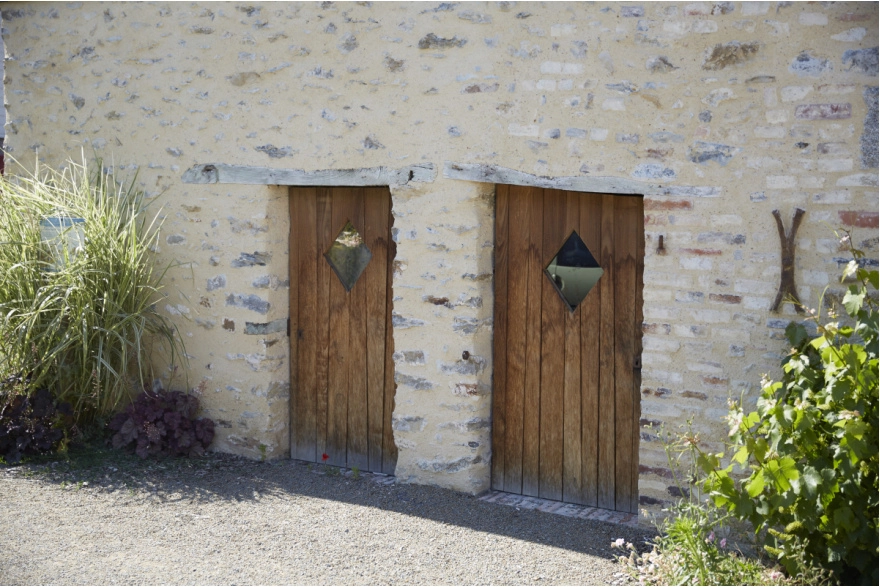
[2,2,878,516]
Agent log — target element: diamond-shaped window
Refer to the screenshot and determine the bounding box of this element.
[545,230,604,312]
[325,221,372,292]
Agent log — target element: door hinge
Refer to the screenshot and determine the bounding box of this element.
[286,317,290,337]
[633,356,642,370]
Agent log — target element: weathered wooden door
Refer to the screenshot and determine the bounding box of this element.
[289,186,396,474]
[492,185,644,513]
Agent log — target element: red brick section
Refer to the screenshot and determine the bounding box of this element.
[794,104,852,120]
[708,293,742,304]
[839,210,879,228]
[642,387,671,397]
[642,323,671,335]
[681,390,708,400]
[702,375,728,386]
[646,148,674,160]
[644,198,692,210]
[682,248,723,256]
[837,12,872,20]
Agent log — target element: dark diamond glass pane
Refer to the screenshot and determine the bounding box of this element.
[325,221,372,292]
[545,230,604,311]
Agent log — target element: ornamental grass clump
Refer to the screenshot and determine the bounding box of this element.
[0,156,184,426]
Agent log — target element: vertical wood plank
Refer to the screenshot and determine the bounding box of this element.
[579,193,603,507]
[522,186,544,497]
[314,188,333,461]
[562,191,583,504]
[631,196,645,513]
[347,188,370,471]
[364,187,390,473]
[539,189,565,501]
[288,190,301,459]
[598,194,617,510]
[292,187,318,461]
[491,184,510,491]
[614,195,638,512]
[382,197,398,475]
[326,187,352,468]
[504,185,530,493]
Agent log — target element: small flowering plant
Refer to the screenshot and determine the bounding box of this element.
[612,502,786,586]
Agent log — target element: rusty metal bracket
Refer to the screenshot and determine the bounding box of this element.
[770,208,806,314]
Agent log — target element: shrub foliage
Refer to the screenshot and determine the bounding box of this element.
[0,377,73,464]
[109,389,215,458]
[699,243,878,583]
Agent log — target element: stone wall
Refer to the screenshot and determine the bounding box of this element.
[2,1,877,508]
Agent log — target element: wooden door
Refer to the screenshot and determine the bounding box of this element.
[289,186,396,474]
[492,185,644,513]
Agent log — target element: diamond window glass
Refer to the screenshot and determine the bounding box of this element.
[544,230,604,311]
[324,221,372,292]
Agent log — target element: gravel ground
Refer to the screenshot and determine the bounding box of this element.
[0,448,650,585]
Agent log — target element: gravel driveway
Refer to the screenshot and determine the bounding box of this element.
[1,449,649,585]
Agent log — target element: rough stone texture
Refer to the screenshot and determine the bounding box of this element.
[789,51,834,77]
[687,142,742,166]
[2,1,878,516]
[862,87,879,169]
[702,41,760,70]
[842,46,879,75]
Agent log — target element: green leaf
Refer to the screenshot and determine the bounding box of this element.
[697,452,720,473]
[746,469,765,498]
[765,457,798,492]
[732,493,754,518]
[832,506,857,531]
[801,466,822,498]
[841,419,867,439]
[753,437,768,462]
[778,457,800,481]
[826,544,844,562]
[843,289,865,317]
[744,411,761,428]
[785,321,809,348]
[732,445,749,465]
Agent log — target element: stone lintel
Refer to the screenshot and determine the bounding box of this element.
[443,161,660,195]
[182,163,436,186]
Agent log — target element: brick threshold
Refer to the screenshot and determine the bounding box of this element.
[349,467,643,528]
[478,490,644,528]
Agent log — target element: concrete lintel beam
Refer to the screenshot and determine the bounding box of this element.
[181,162,436,186]
[443,161,661,195]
